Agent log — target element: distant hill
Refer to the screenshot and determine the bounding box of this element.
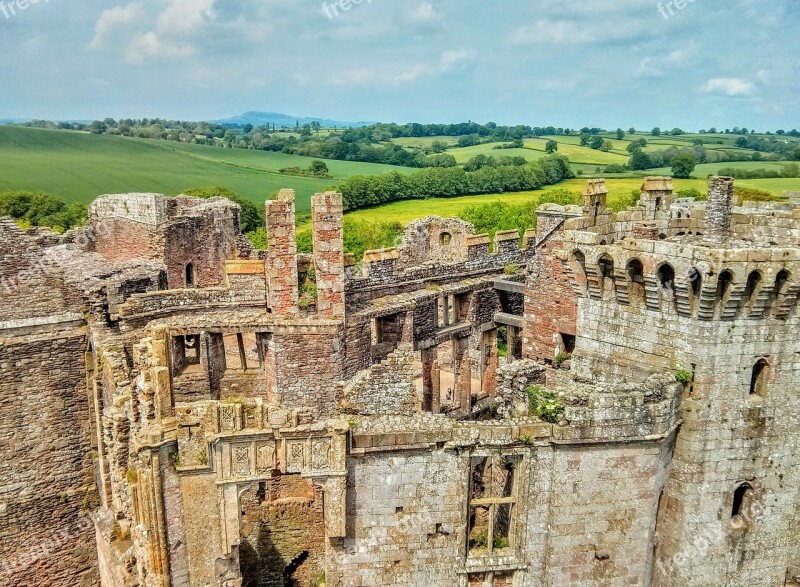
[216,111,375,129]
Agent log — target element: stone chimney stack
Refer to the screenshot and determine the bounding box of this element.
[640,176,674,221]
[266,189,299,315]
[312,191,346,318]
[582,179,608,227]
[704,177,734,244]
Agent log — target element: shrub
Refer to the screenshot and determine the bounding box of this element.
[555,352,572,368]
[675,370,692,385]
[0,191,87,232]
[526,385,565,424]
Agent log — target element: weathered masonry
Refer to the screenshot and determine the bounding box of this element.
[1,179,799,586]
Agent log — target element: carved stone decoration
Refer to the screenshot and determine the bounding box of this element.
[233,444,250,477]
[311,438,331,471]
[220,404,236,432]
[256,441,276,473]
[286,440,305,473]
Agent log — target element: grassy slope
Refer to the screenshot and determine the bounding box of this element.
[0,126,414,213]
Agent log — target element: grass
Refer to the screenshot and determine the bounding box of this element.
[391,136,459,149]
[317,175,799,235]
[525,138,629,165]
[0,126,414,213]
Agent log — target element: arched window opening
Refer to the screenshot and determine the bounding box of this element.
[598,255,615,293]
[775,270,790,294]
[744,271,762,313]
[185,263,195,288]
[440,232,452,246]
[627,259,645,304]
[750,359,769,396]
[570,250,587,293]
[658,264,677,310]
[688,267,703,314]
[716,271,734,317]
[731,482,754,520]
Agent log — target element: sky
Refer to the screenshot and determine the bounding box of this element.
[0,0,798,130]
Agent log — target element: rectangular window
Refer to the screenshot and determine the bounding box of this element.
[468,455,519,556]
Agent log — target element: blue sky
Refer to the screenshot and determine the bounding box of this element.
[0,0,798,129]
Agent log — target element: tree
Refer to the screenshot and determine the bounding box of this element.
[430,140,448,153]
[309,160,329,176]
[579,134,590,147]
[600,140,614,152]
[671,152,696,179]
[670,128,684,135]
[651,127,661,136]
[89,120,107,134]
[628,127,636,135]
[545,140,558,154]
[616,128,625,140]
[735,136,749,148]
[629,150,653,170]
[588,136,605,150]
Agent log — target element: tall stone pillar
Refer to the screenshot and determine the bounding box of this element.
[421,347,436,412]
[311,191,346,318]
[455,337,472,411]
[481,329,499,398]
[704,176,734,244]
[266,189,299,315]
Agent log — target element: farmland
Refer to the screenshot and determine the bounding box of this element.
[0,126,414,213]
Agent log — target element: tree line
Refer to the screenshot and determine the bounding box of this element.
[337,155,573,211]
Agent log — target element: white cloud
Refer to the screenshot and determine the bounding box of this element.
[702,77,755,96]
[89,3,145,50]
[637,48,694,78]
[331,49,476,86]
[407,2,438,24]
[123,0,215,64]
[511,19,590,45]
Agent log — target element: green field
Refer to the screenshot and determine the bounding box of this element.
[314,175,798,234]
[391,136,459,149]
[0,126,414,213]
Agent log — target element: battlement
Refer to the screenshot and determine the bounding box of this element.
[353,216,537,289]
[565,177,800,248]
[560,177,800,321]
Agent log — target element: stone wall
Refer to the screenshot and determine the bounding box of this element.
[328,450,467,586]
[0,324,98,586]
[342,345,418,415]
[523,205,581,362]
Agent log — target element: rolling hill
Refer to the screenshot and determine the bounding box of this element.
[0,126,413,213]
[215,111,375,128]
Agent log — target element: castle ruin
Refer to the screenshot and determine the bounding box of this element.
[1,178,799,586]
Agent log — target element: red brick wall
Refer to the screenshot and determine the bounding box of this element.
[523,217,578,363]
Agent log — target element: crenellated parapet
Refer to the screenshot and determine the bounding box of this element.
[351,216,537,293]
[560,177,800,322]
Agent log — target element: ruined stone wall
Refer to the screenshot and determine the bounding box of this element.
[272,327,344,418]
[342,345,419,415]
[328,450,467,586]
[0,219,79,321]
[513,440,673,587]
[570,291,800,586]
[0,324,98,586]
[239,475,326,587]
[523,207,580,362]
